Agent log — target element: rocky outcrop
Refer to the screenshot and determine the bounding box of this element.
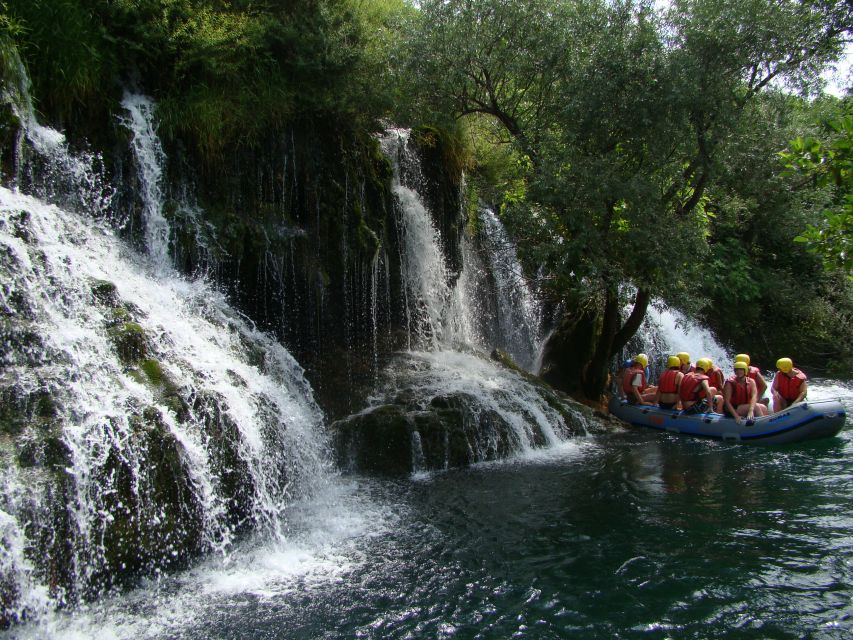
[331,350,607,476]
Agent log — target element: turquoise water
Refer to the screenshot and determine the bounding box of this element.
[8,382,853,639]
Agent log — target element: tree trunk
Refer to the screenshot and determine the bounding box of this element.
[541,287,651,402]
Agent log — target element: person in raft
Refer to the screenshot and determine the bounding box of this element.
[734,353,769,405]
[705,360,725,396]
[656,355,684,409]
[723,360,769,423]
[678,357,723,414]
[677,352,694,374]
[622,353,657,405]
[616,357,649,398]
[771,357,808,413]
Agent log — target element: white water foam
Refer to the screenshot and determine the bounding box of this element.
[3,477,395,640]
[639,303,733,374]
[384,350,579,450]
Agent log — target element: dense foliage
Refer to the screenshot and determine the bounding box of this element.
[781,113,853,276]
[3,0,412,155]
[401,0,853,387]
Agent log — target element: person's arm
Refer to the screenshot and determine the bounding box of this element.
[631,386,645,404]
[794,380,808,404]
[723,382,740,423]
[746,380,757,420]
[755,371,767,396]
[701,381,714,413]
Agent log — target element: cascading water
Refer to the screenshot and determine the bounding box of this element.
[381,129,453,350]
[468,207,543,370]
[634,303,733,376]
[345,131,587,470]
[380,130,543,365]
[4,50,113,220]
[0,90,335,624]
[119,93,172,268]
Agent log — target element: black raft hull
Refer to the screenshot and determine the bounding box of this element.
[608,397,847,444]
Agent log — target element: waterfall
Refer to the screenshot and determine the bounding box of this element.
[345,130,586,468]
[634,303,733,376]
[379,130,543,365]
[5,49,113,221]
[0,96,332,623]
[381,129,453,349]
[119,93,172,269]
[471,207,543,370]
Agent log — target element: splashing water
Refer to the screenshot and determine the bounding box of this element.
[635,303,733,375]
[0,87,337,623]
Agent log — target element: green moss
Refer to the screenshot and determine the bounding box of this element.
[356,217,381,257]
[141,359,164,384]
[109,307,131,324]
[108,321,147,364]
[412,124,472,186]
[90,279,118,306]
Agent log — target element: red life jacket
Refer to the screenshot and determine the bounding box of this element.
[725,375,752,407]
[707,366,724,391]
[746,365,766,392]
[658,368,680,394]
[622,365,647,396]
[679,372,708,402]
[776,369,807,401]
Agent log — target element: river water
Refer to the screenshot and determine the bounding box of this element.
[6,380,851,640]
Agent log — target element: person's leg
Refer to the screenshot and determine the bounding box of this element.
[772,391,788,413]
[713,394,724,413]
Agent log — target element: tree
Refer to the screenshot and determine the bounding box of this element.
[405,0,851,399]
[781,114,853,277]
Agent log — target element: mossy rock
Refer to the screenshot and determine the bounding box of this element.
[0,319,45,365]
[126,359,190,422]
[90,279,118,307]
[108,321,147,364]
[0,383,58,437]
[7,210,31,244]
[16,426,70,469]
[140,358,164,384]
[84,409,204,595]
[191,391,254,529]
[332,404,414,475]
[332,391,528,475]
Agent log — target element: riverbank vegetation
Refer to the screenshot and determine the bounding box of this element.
[2,0,852,394]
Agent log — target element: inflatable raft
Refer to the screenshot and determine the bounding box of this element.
[608,397,847,444]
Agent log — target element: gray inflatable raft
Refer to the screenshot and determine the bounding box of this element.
[609,397,847,444]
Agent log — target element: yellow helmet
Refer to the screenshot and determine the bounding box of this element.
[634,353,649,368]
[776,357,793,373]
[676,352,690,365]
[696,357,713,372]
[735,353,750,365]
[733,360,748,372]
[667,355,682,368]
